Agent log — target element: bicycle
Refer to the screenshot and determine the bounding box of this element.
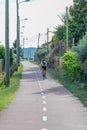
[42,68,46,80]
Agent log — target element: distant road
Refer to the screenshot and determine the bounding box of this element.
[0,61,87,130]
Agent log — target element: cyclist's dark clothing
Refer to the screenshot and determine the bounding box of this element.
[42,66,46,70]
[41,60,47,70]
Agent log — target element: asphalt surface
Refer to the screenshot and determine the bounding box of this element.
[0,61,87,130]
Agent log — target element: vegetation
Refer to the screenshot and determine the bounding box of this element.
[47,68,87,107]
[69,0,87,44]
[62,51,81,80]
[35,45,49,62]
[52,25,66,43]
[34,0,87,107]
[0,64,23,111]
[10,49,15,66]
[0,45,16,68]
[51,0,87,47]
[0,45,5,59]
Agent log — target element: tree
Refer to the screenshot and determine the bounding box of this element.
[69,0,87,44]
[13,40,17,54]
[51,25,66,48]
[0,45,5,59]
[10,49,14,66]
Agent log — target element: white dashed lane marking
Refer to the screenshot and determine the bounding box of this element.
[43,107,47,111]
[43,100,46,104]
[31,67,48,130]
[35,71,47,130]
[43,116,47,121]
[42,96,45,99]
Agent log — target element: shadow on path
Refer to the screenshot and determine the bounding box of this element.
[32,85,73,97]
[22,66,43,81]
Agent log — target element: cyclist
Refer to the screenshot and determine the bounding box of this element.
[40,59,47,79]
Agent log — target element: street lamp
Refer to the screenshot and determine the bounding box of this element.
[16,0,30,69]
[20,18,28,58]
[21,18,28,21]
[5,0,10,85]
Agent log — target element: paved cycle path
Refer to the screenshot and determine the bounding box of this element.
[0,61,87,130]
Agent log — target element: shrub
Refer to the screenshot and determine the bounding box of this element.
[72,33,87,82]
[0,45,5,59]
[82,59,87,81]
[73,33,87,63]
[62,51,81,79]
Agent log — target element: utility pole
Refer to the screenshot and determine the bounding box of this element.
[5,0,10,85]
[66,6,68,51]
[37,33,40,49]
[18,16,20,65]
[16,0,20,69]
[47,28,49,52]
[16,0,30,67]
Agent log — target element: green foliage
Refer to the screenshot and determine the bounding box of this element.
[9,48,16,67]
[0,45,5,59]
[51,0,87,47]
[10,49,14,66]
[73,33,87,62]
[82,59,87,82]
[69,0,87,44]
[62,51,81,79]
[52,35,58,43]
[35,46,48,62]
[73,33,87,81]
[52,25,66,43]
[0,45,16,67]
[13,40,17,54]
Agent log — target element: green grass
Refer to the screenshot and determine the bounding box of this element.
[0,64,23,111]
[47,69,87,107]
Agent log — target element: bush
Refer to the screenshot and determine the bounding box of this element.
[82,59,87,81]
[0,45,5,59]
[73,33,87,63]
[72,33,87,82]
[62,51,81,79]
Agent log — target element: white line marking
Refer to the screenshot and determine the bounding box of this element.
[43,107,47,111]
[42,129,47,130]
[42,96,45,99]
[43,116,47,121]
[43,101,46,104]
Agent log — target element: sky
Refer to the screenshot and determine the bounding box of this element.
[0,0,73,48]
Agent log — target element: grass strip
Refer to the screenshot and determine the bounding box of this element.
[0,64,23,111]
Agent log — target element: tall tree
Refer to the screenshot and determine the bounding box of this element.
[52,25,66,43]
[69,0,87,44]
